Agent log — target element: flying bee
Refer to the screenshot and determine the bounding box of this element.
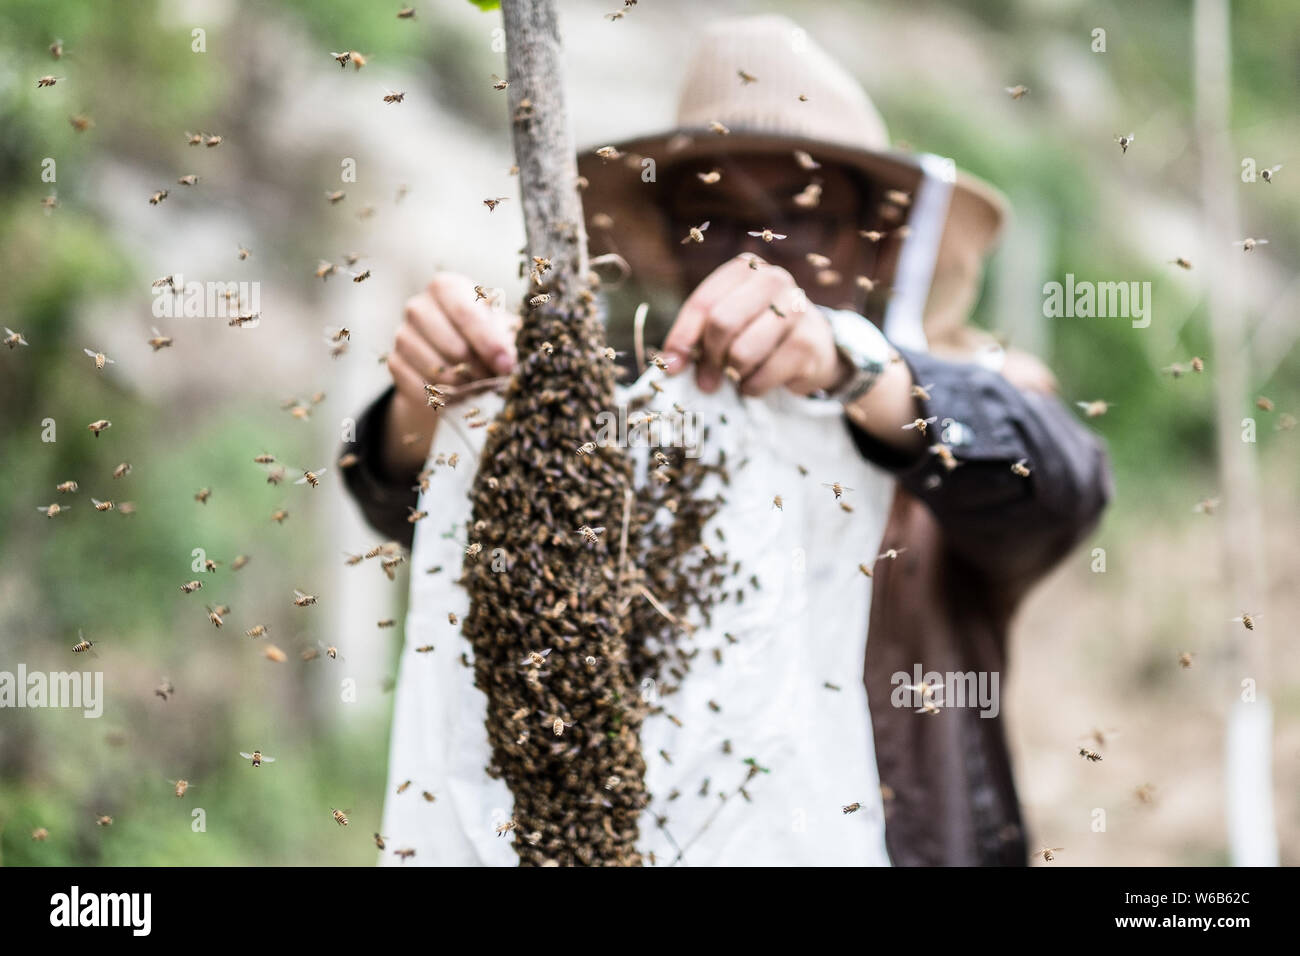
[1190,356,1204,372]
[36,75,62,87]
[1134,784,1157,806]
[72,633,95,653]
[483,197,508,211]
[1169,257,1193,270]
[842,802,862,814]
[383,89,406,105]
[708,119,730,135]
[378,619,396,628]
[496,819,517,838]
[69,113,93,132]
[680,220,711,244]
[414,645,435,653]
[330,808,350,827]
[1114,133,1135,154]
[576,441,597,456]
[1256,396,1275,412]
[326,190,346,205]
[177,174,199,186]
[1277,413,1296,431]
[292,589,317,607]
[396,780,412,795]
[408,507,429,524]
[1233,237,1268,252]
[39,502,68,518]
[205,605,224,628]
[447,612,458,626]
[1005,84,1030,99]
[4,327,29,348]
[910,382,935,401]
[228,312,259,327]
[203,133,222,147]
[267,467,287,487]
[793,149,821,171]
[697,168,722,184]
[859,229,886,243]
[88,497,113,512]
[529,293,550,307]
[148,189,168,205]
[295,466,328,488]
[594,145,624,162]
[1230,612,1259,631]
[1078,747,1103,762]
[737,69,758,84]
[858,563,873,577]
[83,348,115,370]
[180,580,203,594]
[576,524,605,543]
[1178,651,1195,669]
[772,495,784,511]
[884,189,912,207]
[169,779,190,798]
[491,73,508,90]
[793,180,823,209]
[805,252,832,270]
[315,260,338,281]
[902,416,937,435]
[32,827,49,841]
[231,555,250,571]
[915,699,942,715]
[88,419,111,436]
[337,452,358,469]
[50,38,64,58]
[1076,400,1113,418]
[239,750,275,768]
[264,644,288,663]
[1010,459,1031,477]
[330,51,351,67]
[552,716,574,736]
[194,488,211,504]
[822,481,852,499]
[1192,496,1220,515]
[245,624,268,638]
[877,547,907,562]
[1260,164,1283,183]
[96,815,113,827]
[902,678,943,701]
[184,130,203,146]
[146,327,173,351]
[747,228,787,243]
[421,791,435,803]
[521,648,552,667]
[154,678,174,700]
[1033,847,1064,863]
[56,480,78,493]
[351,268,371,283]
[394,848,416,861]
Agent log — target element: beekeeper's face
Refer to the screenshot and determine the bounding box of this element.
[666,155,880,306]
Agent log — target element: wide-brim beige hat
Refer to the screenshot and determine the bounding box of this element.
[577,14,1009,344]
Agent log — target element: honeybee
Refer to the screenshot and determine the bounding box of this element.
[148,189,168,205]
[86,496,111,512]
[117,501,137,516]
[185,131,203,146]
[378,619,396,628]
[521,648,552,667]
[793,181,823,209]
[194,487,211,504]
[1033,847,1064,863]
[231,555,249,571]
[154,678,174,700]
[708,120,730,135]
[1134,783,1157,806]
[1190,356,1204,372]
[1010,459,1031,477]
[331,808,350,827]
[56,480,78,493]
[821,481,852,499]
[483,197,508,211]
[902,678,943,701]
[1169,257,1193,270]
[1076,400,1113,418]
[239,750,276,768]
[314,260,338,280]
[529,293,550,307]
[330,51,351,68]
[575,441,597,456]
[32,827,49,841]
[884,189,911,207]
[266,466,286,486]
[177,174,199,186]
[1005,84,1030,99]
[146,327,173,351]
[1230,612,1259,631]
[352,269,371,283]
[394,848,416,861]
[202,133,222,147]
[680,220,711,244]
[264,644,288,663]
[408,507,428,524]
[842,802,862,814]
[1233,237,1268,252]
[205,605,224,628]
[1178,651,1196,669]
[1114,133,1135,154]
[696,169,722,185]
[858,563,873,577]
[72,633,95,653]
[915,700,942,715]
[270,507,290,524]
[296,466,328,488]
[1256,396,1275,412]
[747,228,787,243]
[69,113,93,132]
[237,245,251,260]
[495,819,517,838]
[491,73,508,91]
[576,524,605,543]
[49,37,64,58]
[877,547,907,562]
[338,452,358,469]
[83,348,115,370]
[1260,164,1283,183]
[36,75,62,87]
[1276,413,1296,431]
[228,312,259,327]
[326,190,346,205]
[421,791,436,803]
[245,624,269,638]
[902,416,937,435]
[383,90,406,104]
[552,716,574,736]
[292,589,317,607]
[414,645,435,653]
[1078,747,1103,762]
[170,779,190,798]
[4,327,29,348]
[96,815,113,827]
[179,580,203,594]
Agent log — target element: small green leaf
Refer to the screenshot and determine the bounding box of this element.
[467,0,501,10]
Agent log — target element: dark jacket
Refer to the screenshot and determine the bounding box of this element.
[341,345,1112,866]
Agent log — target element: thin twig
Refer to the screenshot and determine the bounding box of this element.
[637,583,692,633]
[617,484,633,593]
[633,301,649,378]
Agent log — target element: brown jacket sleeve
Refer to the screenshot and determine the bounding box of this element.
[341,385,418,549]
[846,348,1113,599]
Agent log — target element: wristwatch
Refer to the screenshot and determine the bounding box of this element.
[822,308,893,405]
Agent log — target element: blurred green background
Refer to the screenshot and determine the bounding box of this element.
[0,0,1296,865]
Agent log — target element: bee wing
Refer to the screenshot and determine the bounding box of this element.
[260,755,275,763]
[83,348,97,358]
[699,220,710,231]
[772,233,788,240]
[239,752,253,759]
[540,647,552,658]
[293,589,308,599]
[746,231,763,238]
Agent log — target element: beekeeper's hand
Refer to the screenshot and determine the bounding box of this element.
[661,256,842,396]
[383,273,517,474]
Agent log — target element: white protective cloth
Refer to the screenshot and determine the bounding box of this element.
[379,367,894,866]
